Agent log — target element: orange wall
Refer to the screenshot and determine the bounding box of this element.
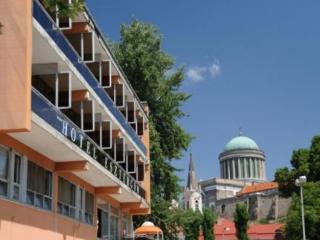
[0,0,32,132]
[140,104,151,210]
[0,199,96,240]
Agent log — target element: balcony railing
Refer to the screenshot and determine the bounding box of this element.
[32,88,146,199]
[32,0,147,155]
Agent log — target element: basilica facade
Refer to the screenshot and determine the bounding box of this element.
[183,134,290,221]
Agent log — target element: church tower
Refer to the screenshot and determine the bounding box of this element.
[183,153,202,212]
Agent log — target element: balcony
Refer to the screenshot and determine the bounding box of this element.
[32,0,147,156]
[14,88,147,201]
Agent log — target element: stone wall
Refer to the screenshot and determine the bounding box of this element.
[214,190,291,221]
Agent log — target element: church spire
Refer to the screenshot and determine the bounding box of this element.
[187,153,199,190]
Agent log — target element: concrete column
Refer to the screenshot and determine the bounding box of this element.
[220,162,223,178]
[227,159,231,179]
[244,158,247,179]
[260,160,264,179]
[249,158,253,179]
[257,159,261,179]
[253,158,258,178]
[232,158,236,179]
[238,158,241,178]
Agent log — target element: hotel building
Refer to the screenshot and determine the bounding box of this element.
[0,1,150,239]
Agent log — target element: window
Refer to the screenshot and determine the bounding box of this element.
[58,177,76,218]
[97,208,109,239]
[13,154,22,200]
[195,200,199,211]
[0,147,9,197]
[110,206,119,239]
[110,215,119,240]
[27,161,53,210]
[85,191,94,224]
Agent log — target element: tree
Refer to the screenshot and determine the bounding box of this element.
[202,209,216,240]
[275,136,320,197]
[181,209,203,240]
[113,19,192,238]
[42,0,84,18]
[285,182,320,240]
[234,204,249,240]
[274,136,320,239]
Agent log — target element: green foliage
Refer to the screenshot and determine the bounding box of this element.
[202,209,216,240]
[113,19,192,160]
[257,218,269,224]
[181,209,203,240]
[275,136,320,197]
[285,182,320,240]
[113,19,192,239]
[234,204,249,240]
[274,136,320,239]
[42,0,84,18]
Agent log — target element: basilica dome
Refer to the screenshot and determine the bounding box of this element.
[219,134,266,182]
[224,136,259,151]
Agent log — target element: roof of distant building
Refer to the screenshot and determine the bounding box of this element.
[224,135,260,151]
[237,181,278,196]
[213,218,284,240]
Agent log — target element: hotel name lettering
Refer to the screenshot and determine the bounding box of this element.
[56,116,138,193]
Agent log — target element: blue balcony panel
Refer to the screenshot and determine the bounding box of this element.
[32,88,146,199]
[33,0,146,155]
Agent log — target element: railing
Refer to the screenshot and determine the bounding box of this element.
[32,0,147,155]
[32,88,146,199]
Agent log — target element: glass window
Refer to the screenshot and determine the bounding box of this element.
[98,208,109,239]
[110,215,119,240]
[0,147,8,197]
[27,161,53,210]
[58,177,76,218]
[85,191,94,224]
[13,154,22,200]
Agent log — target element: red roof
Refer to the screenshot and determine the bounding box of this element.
[212,218,284,240]
[237,182,278,196]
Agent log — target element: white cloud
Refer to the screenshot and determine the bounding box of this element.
[186,60,221,83]
[209,62,221,78]
[186,66,207,82]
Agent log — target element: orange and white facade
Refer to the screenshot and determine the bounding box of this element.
[0,1,150,239]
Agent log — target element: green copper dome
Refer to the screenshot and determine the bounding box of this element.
[224,136,259,151]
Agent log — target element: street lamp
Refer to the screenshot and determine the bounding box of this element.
[295,175,307,240]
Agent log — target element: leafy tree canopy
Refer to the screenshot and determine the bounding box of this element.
[202,209,216,240]
[285,182,320,240]
[181,209,203,240]
[275,136,320,197]
[42,0,84,18]
[234,203,249,240]
[274,136,320,239]
[113,19,192,238]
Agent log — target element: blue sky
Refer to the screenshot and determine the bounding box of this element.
[87,1,320,183]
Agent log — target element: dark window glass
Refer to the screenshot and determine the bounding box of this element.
[0,148,8,180]
[27,161,52,210]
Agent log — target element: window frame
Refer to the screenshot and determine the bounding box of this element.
[26,160,53,211]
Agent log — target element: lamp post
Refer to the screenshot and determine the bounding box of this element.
[295,175,307,240]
